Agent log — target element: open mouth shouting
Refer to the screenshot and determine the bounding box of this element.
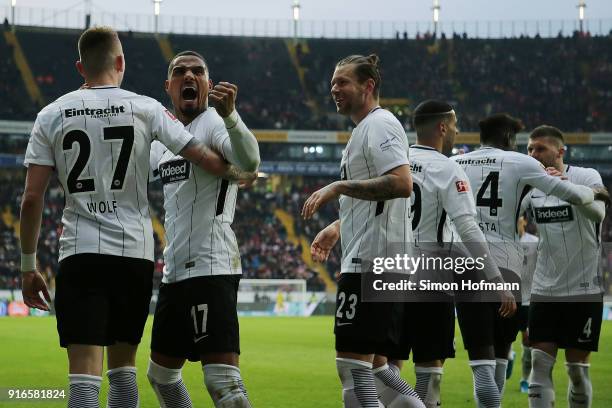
[181,85,198,102]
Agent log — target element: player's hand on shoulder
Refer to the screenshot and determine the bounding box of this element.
[302,182,340,219]
[21,270,51,311]
[593,186,610,206]
[209,81,238,118]
[237,171,258,189]
[311,221,340,262]
[498,289,516,318]
[545,167,568,180]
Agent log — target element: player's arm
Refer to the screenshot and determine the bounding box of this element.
[330,164,412,200]
[152,102,255,182]
[575,170,609,222]
[311,220,340,262]
[210,81,260,172]
[545,166,607,222]
[442,167,515,316]
[179,139,257,183]
[452,214,516,317]
[20,164,53,311]
[301,164,411,219]
[523,156,594,205]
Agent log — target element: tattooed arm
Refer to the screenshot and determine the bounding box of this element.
[333,164,412,200]
[302,164,412,219]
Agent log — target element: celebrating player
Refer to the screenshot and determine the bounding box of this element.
[147,50,260,408]
[20,27,250,408]
[383,100,514,408]
[516,215,538,393]
[303,54,424,408]
[451,113,599,408]
[523,125,609,408]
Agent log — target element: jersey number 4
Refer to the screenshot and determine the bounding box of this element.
[476,171,503,216]
[62,126,134,194]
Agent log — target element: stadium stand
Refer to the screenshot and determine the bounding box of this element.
[0,31,38,120]
[1,27,611,132]
[0,171,327,292]
[1,26,612,296]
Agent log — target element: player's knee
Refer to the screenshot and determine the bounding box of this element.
[530,349,555,386]
[203,364,250,408]
[336,357,372,387]
[566,363,588,389]
[147,359,182,385]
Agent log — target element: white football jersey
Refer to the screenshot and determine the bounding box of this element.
[150,108,241,282]
[408,145,475,244]
[519,232,538,304]
[524,165,604,297]
[24,86,194,262]
[339,107,412,273]
[452,147,575,276]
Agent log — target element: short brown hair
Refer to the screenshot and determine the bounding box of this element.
[336,54,382,97]
[167,50,208,78]
[479,113,524,145]
[529,125,565,146]
[78,26,121,77]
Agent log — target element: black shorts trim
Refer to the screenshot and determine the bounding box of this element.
[528,296,603,352]
[54,253,153,348]
[383,297,456,363]
[334,273,403,355]
[517,305,529,332]
[456,301,521,351]
[151,275,241,362]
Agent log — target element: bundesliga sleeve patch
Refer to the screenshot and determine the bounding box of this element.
[455,180,469,192]
[164,109,178,121]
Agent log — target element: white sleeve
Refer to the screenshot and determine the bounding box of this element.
[366,116,409,176]
[220,110,260,171]
[519,156,593,205]
[24,115,55,168]
[519,191,532,217]
[150,103,194,155]
[149,141,164,182]
[441,163,476,220]
[453,214,502,280]
[574,168,606,222]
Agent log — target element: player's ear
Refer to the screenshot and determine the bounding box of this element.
[75,61,86,78]
[558,145,566,159]
[164,79,170,93]
[364,78,375,95]
[208,79,213,90]
[115,54,125,73]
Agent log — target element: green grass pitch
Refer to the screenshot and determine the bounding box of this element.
[0,316,610,407]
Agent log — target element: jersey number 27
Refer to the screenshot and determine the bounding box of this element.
[62,126,134,194]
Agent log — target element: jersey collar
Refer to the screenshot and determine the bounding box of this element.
[411,144,437,151]
[88,86,118,89]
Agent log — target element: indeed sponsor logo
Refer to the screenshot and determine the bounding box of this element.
[159,159,190,184]
[64,105,126,118]
[534,205,573,223]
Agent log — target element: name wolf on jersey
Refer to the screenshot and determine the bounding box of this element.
[64,105,126,119]
[86,199,118,214]
[159,159,191,184]
[534,205,574,223]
